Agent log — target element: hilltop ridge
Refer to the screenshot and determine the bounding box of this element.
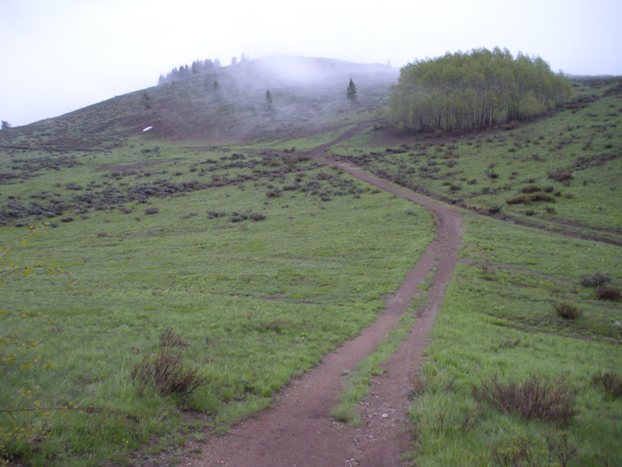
[0,56,398,149]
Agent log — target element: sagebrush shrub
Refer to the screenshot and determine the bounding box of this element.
[507,193,555,205]
[592,371,622,399]
[521,184,555,194]
[473,375,576,426]
[580,272,611,288]
[548,170,573,184]
[521,184,542,193]
[596,286,620,301]
[555,302,580,320]
[265,189,281,198]
[207,210,227,219]
[488,205,502,215]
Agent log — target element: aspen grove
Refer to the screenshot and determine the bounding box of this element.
[389,48,572,133]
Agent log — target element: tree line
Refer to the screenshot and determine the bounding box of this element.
[157,54,254,85]
[388,48,572,133]
[158,58,222,85]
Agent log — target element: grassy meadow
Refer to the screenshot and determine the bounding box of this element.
[0,139,434,465]
[409,213,622,466]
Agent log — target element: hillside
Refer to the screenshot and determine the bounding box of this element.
[0,59,621,466]
[0,56,397,150]
[331,76,622,245]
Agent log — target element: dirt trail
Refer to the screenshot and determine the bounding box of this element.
[181,124,463,466]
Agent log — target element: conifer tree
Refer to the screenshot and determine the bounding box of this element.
[265,90,273,112]
[141,92,151,110]
[346,79,358,103]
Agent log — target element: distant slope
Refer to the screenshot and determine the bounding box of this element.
[329,76,622,244]
[0,56,398,149]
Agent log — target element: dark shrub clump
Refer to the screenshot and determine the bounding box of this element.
[548,170,573,184]
[592,371,622,399]
[488,204,502,215]
[65,182,83,191]
[266,189,281,198]
[473,375,576,426]
[521,184,554,194]
[596,286,620,301]
[580,272,611,288]
[555,302,580,320]
[506,192,555,205]
[207,210,227,219]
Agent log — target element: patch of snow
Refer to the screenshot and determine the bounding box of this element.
[142,126,153,132]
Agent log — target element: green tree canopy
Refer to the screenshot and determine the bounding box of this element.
[389,48,572,133]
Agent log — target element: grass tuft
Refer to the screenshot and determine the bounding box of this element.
[132,328,202,397]
[490,434,534,467]
[160,326,187,348]
[545,432,578,467]
[592,371,622,399]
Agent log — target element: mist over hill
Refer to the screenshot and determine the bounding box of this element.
[0,56,398,149]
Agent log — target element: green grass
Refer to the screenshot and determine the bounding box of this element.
[409,213,622,466]
[0,142,434,465]
[240,125,355,152]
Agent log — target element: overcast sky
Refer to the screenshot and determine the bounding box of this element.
[1,0,621,126]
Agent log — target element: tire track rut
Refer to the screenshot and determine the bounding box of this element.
[181,124,463,466]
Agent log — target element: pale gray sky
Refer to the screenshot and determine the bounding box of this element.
[1,0,621,126]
